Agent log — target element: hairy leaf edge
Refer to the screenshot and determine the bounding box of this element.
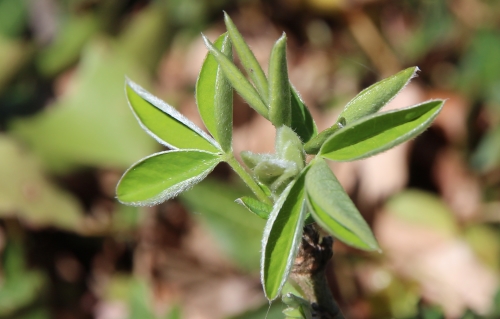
[260,171,308,300]
[320,99,445,161]
[304,159,379,250]
[116,149,221,206]
[339,66,420,123]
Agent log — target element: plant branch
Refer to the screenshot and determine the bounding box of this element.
[226,154,273,206]
[290,225,345,319]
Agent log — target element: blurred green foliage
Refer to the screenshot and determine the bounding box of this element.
[11,39,156,171]
[0,240,47,318]
[180,179,265,272]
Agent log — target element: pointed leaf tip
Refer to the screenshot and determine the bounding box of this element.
[202,34,269,119]
[338,66,420,124]
[197,32,233,152]
[224,12,269,103]
[305,67,420,154]
[268,34,291,127]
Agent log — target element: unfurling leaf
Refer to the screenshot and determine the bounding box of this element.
[126,80,220,153]
[116,150,221,206]
[268,34,291,127]
[240,151,294,181]
[201,35,268,118]
[240,151,274,170]
[240,151,299,195]
[224,12,269,103]
[319,100,444,161]
[196,32,233,152]
[275,126,305,171]
[261,167,309,300]
[252,159,289,185]
[305,158,379,251]
[282,293,313,319]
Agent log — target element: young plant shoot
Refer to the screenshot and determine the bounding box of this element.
[116,12,444,318]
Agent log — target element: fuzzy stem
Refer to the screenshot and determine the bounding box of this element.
[290,225,345,319]
[226,155,273,206]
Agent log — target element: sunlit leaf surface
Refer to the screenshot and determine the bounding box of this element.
[117,150,221,206]
[126,80,221,153]
[320,100,444,161]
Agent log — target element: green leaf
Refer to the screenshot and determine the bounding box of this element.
[261,168,309,300]
[268,34,291,127]
[116,150,220,206]
[196,32,233,152]
[126,80,221,153]
[290,86,317,143]
[319,100,444,161]
[235,196,272,219]
[339,66,419,124]
[305,158,379,251]
[224,12,269,103]
[202,35,268,118]
[304,67,418,154]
